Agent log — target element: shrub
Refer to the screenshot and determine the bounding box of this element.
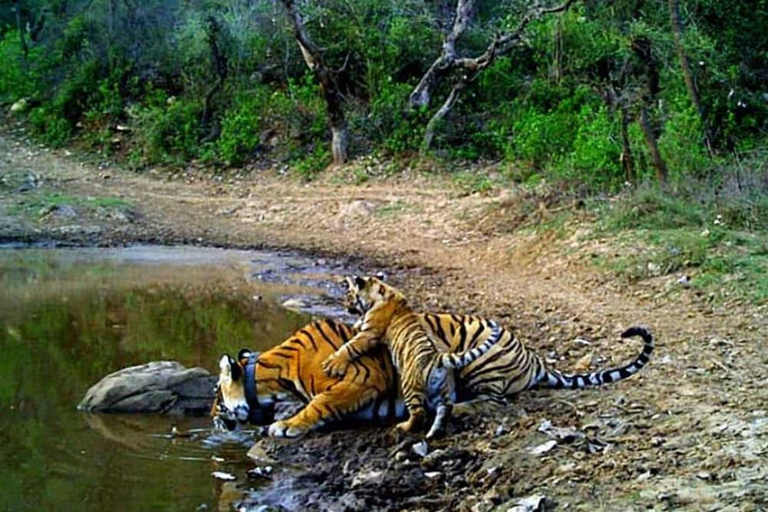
[28,107,72,147]
[0,31,41,102]
[217,93,264,166]
[133,97,203,164]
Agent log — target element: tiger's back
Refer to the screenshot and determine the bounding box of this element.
[418,313,653,404]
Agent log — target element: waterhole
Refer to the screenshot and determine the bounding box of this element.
[0,245,354,511]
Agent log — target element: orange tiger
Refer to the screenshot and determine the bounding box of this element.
[212,319,402,438]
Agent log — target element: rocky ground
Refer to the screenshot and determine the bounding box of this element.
[2,122,767,511]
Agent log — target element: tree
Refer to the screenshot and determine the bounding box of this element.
[413,0,579,151]
[279,0,348,165]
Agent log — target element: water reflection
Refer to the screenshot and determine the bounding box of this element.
[0,247,324,511]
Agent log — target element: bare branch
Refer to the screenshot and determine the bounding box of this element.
[409,0,476,109]
[454,0,579,75]
[422,80,466,151]
[415,0,580,150]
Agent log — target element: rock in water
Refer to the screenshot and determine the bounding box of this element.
[78,361,216,415]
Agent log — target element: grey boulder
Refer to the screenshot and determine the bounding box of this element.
[78,361,217,415]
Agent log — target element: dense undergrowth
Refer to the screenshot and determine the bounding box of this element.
[1,0,766,302]
[1,1,766,184]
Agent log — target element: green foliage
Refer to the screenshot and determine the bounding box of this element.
[217,93,263,166]
[0,32,40,102]
[133,97,203,164]
[0,0,765,183]
[28,107,72,147]
[292,145,331,181]
[365,80,427,154]
[566,105,623,186]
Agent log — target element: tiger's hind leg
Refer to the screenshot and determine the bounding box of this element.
[268,382,379,438]
[426,402,453,439]
[424,366,457,439]
[396,395,427,434]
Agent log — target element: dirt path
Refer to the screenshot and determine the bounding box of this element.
[2,128,767,511]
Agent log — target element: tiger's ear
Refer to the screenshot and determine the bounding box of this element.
[220,354,242,381]
[230,355,242,381]
[237,348,253,363]
[219,354,233,378]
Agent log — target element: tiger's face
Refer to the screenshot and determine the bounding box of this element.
[212,354,250,431]
[342,274,400,324]
[343,275,373,316]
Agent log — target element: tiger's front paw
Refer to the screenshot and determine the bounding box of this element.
[321,353,349,377]
[268,420,309,439]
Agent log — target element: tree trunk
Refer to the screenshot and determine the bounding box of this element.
[552,13,563,84]
[639,107,668,184]
[14,0,29,60]
[201,16,228,139]
[330,125,348,164]
[632,36,669,185]
[422,82,463,152]
[668,0,713,154]
[280,0,348,165]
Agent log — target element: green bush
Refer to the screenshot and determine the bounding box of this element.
[365,80,426,154]
[217,93,264,166]
[0,31,41,102]
[292,145,331,181]
[133,96,203,164]
[658,96,711,181]
[567,105,623,187]
[28,107,72,147]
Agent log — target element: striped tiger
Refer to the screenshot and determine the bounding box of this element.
[213,279,653,438]
[331,275,654,418]
[322,276,505,438]
[212,319,403,438]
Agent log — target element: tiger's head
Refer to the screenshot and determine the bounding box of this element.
[342,273,403,321]
[211,349,275,431]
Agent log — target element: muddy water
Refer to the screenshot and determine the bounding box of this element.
[0,245,351,512]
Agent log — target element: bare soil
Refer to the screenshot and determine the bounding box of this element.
[2,125,767,512]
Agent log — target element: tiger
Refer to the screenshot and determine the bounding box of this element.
[321,276,505,438]
[212,318,403,439]
[213,279,653,438]
[326,275,654,419]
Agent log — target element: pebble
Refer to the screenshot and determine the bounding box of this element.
[529,440,557,455]
[412,441,429,458]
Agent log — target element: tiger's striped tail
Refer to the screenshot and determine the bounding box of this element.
[538,326,653,389]
[440,320,503,370]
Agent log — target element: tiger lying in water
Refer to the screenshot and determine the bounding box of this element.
[213,278,653,438]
